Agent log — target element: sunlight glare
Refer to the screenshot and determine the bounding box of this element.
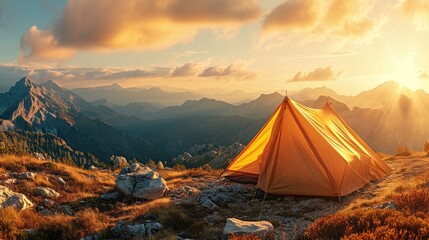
[391,52,421,90]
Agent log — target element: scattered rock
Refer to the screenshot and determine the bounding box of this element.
[32,152,45,160]
[0,185,33,211]
[44,199,55,208]
[39,209,55,216]
[156,161,165,170]
[201,199,218,209]
[146,222,163,236]
[111,156,129,170]
[116,163,168,200]
[204,212,222,224]
[223,218,274,240]
[2,178,17,184]
[34,187,60,199]
[80,235,99,240]
[56,205,75,216]
[181,185,200,197]
[210,142,245,169]
[376,201,397,210]
[199,185,248,207]
[100,191,120,200]
[17,172,36,180]
[111,221,163,238]
[57,177,66,185]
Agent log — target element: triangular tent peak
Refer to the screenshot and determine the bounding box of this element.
[223,97,390,197]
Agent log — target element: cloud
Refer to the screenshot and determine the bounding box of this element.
[262,0,383,43]
[419,72,429,79]
[263,0,320,33]
[288,66,340,82]
[19,0,262,62]
[199,64,257,80]
[0,62,257,90]
[397,0,429,30]
[170,63,200,77]
[19,26,76,62]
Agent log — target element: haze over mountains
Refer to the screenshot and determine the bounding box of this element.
[1,77,429,167]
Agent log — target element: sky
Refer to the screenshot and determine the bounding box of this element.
[0,0,429,95]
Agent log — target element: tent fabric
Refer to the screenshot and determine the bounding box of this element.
[223,97,391,197]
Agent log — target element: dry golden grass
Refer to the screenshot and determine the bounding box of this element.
[34,174,54,188]
[0,207,109,240]
[304,156,429,240]
[111,198,172,222]
[0,154,115,203]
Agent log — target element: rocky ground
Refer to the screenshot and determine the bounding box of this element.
[1,154,429,239]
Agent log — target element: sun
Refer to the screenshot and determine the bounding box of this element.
[391,52,421,90]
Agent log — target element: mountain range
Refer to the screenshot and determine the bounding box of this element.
[72,84,201,106]
[0,77,164,165]
[2,77,429,167]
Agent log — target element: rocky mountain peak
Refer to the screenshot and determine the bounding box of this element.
[8,77,37,97]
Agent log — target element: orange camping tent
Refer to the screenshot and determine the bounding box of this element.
[222,97,391,197]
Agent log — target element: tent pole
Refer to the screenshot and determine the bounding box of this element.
[259,191,268,220]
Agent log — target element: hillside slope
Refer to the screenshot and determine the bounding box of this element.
[1,153,429,239]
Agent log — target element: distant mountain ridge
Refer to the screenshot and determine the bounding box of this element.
[71,84,201,106]
[0,77,164,165]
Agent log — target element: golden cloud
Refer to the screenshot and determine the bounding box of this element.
[19,26,76,62]
[262,0,320,32]
[19,0,262,62]
[288,66,340,82]
[263,0,383,41]
[397,0,429,30]
[199,64,257,80]
[170,63,200,77]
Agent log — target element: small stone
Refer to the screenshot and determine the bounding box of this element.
[201,198,218,209]
[44,199,55,208]
[58,177,66,185]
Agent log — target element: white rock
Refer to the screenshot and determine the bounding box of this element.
[34,187,60,199]
[223,218,274,239]
[0,185,33,211]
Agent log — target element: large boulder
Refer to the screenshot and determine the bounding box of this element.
[111,156,129,170]
[116,163,168,200]
[0,185,33,211]
[223,218,274,239]
[34,187,60,199]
